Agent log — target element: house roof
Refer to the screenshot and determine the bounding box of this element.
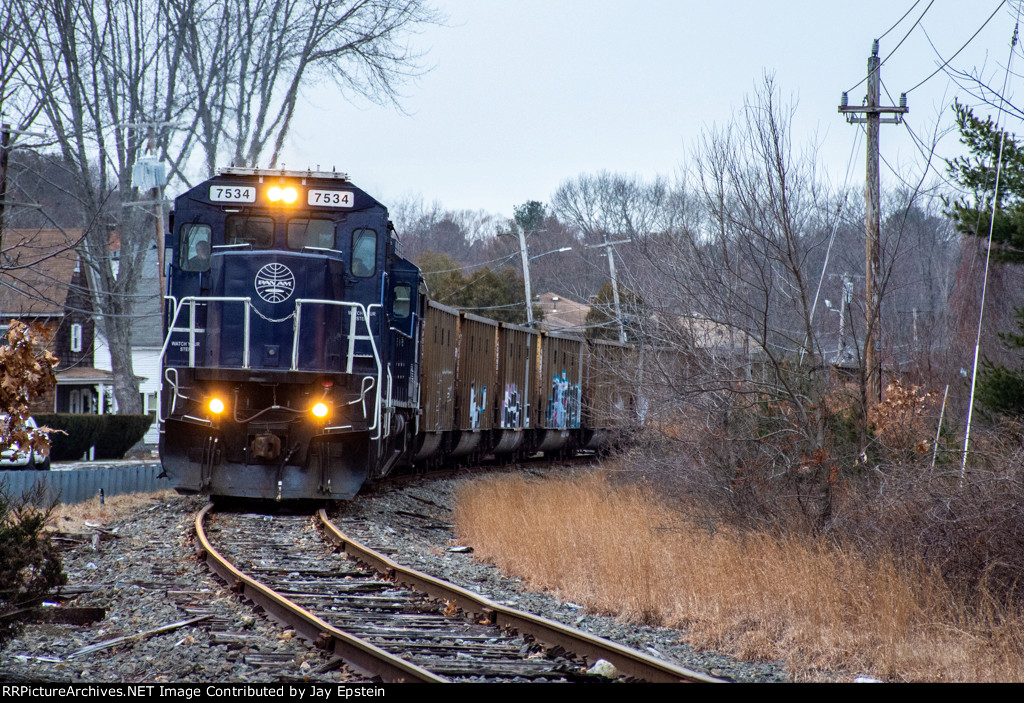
[674,314,755,353]
[55,366,115,384]
[0,228,84,317]
[535,292,590,332]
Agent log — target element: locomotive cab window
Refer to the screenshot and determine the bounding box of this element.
[226,215,274,249]
[180,223,213,271]
[351,228,377,277]
[288,218,334,250]
[393,284,411,319]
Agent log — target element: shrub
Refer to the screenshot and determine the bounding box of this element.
[93,415,154,459]
[32,414,154,461]
[33,414,105,461]
[0,484,66,649]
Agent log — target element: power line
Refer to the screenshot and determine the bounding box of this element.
[845,0,936,94]
[420,250,520,274]
[905,1,1007,94]
[879,0,923,42]
[901,118,963,191]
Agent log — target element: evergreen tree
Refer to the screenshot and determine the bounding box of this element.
[947,100,1024,264]
[947,102,1024,416]
[415,252,540,325]
[976,309,1024,417]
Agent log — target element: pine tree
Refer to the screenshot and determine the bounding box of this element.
[947,100,1024,264]
[947,101,1024,416]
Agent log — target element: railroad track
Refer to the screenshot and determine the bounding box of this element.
[195,504,720,683]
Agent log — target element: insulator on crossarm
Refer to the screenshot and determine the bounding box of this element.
[900,93,907,109]
[841,92,848,108]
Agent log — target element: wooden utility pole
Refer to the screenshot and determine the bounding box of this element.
[839,40,907,406]
[517,224,534,327]
[584,236,631,343]
[0,124,10,254]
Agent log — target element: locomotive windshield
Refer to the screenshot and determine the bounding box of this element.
[226,215,274,248]
[287,218,335,250]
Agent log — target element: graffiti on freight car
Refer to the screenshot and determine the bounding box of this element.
[469,382,487,429]
[501,384,521,428]
[546,370,580,429]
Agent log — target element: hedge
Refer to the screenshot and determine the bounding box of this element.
[33,414,154,461]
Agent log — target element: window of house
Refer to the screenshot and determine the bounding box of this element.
[70,389,83,414]
[70,323,83,352]
[351,228,377,277]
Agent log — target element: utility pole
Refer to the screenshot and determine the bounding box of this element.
[837,272,854,365]
[517,224,534,327]
[839,39,907,406]
[0,124,10,254]
[584,235,631,343]
[126,121,170,314]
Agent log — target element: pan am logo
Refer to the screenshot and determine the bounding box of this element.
[254,263,295,303]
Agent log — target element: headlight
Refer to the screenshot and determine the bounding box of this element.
[209,398,225,415]
[311,402,329,418]
[267,185,298,203]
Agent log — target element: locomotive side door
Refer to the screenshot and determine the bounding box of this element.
[386,258,421,406]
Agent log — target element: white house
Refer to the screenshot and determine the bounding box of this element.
[93,243,163,445]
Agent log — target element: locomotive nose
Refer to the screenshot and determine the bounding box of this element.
[206,251,346,371]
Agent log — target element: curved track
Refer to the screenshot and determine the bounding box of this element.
[195,504,720,683]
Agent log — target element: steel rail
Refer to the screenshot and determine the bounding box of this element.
[317,509,722,683]
[194,504,448,683]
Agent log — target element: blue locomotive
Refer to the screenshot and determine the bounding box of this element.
[160,168,634,500]
[160,168,422,499]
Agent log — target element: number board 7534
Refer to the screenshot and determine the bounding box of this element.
[308,190,354,208]
[209,185,256,203]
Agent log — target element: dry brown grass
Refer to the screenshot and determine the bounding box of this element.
[48,491,178,533]
[454,470,1024,682]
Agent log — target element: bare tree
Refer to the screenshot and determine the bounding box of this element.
[552,172,674,336]
[11,0,170,413]
[617,78,849,527]
[162,0,441,177]
[7,0,440,412]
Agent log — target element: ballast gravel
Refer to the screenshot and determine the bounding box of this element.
[1,467,799,684]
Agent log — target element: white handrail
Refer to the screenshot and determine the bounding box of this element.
[160,296,252,367]
[161,295,386,434]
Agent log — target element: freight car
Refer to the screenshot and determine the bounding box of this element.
[159,168,636,500]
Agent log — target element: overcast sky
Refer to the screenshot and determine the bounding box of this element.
[280,0,1016,219]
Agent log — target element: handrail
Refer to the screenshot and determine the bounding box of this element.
[294,299,384,433]
[160,296,252,368]
[161,295,386,433]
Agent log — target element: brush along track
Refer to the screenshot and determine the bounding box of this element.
[195,505,719,683]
